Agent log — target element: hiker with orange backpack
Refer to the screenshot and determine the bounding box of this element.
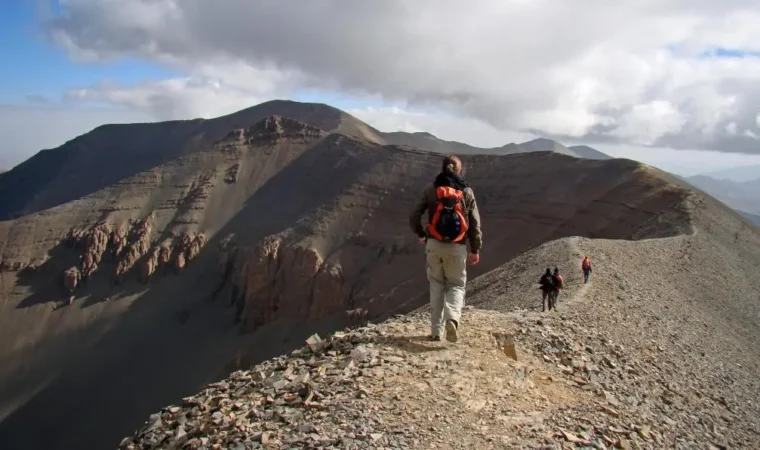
[409,154,482,343]
[581,256,592,283]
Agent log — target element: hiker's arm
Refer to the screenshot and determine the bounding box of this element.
[409,189,428,238]
[466,189,482,254]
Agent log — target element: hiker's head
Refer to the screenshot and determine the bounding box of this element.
[442,155,462,175]
[545,268,551,274]
[553,267,560,274]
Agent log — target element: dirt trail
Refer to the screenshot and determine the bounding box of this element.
[365,309,597,449]
[565,237,590,304]
[122,283,650,450]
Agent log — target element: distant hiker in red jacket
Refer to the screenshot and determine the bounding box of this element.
[409,154,482,343]
[581,256,592,284]
[549,267,564,308]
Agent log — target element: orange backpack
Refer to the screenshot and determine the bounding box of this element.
[428,186,469,243]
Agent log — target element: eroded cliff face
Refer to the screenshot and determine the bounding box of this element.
[208,150,696,335]
[226,234,347,331]
[60,213,208,296]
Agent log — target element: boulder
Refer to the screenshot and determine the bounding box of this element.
[63,266,81,293]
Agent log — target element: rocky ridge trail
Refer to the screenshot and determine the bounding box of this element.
[121,302,715,449]
[121,224,760,449]
[470,227,760,448]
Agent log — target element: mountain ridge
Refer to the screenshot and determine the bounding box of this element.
[0,99,610,220]
[697,163,760,182]
[0,101,758,449]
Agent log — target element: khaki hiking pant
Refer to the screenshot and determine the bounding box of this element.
[425,239,468,337]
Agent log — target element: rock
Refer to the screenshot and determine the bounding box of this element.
[225,163,240,184]
[75,222,112,279]
[493,332,518,361]
[62,266,80,294]
[140,247,161,282]
[115,213,156,279]
[306,334,325,353]
[636,425,651,439]
[604,390,620,407]
[110,224,128,257]
[382,355,405,363]
[232,234,349,332]
[173,231,206,272]
[351,345,378,363]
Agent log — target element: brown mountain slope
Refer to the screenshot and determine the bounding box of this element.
[0,100,385,220]
[0,100,609,220]
[0,113,692,450]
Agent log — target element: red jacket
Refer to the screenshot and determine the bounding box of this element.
[553,274,564,291]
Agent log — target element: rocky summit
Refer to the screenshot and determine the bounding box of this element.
[0,100,759,450]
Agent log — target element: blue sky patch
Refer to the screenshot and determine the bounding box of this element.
[0,0,178,105]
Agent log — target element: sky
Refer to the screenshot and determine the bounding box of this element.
[2,0,760,177]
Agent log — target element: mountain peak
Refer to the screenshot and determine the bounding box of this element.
[223,115,326,143]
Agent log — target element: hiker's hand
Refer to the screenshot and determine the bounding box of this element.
[468,252,480,265]
[418,237,427,244]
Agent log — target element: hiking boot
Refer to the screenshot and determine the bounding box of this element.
[445,320,459,343]
[429,334,442,342]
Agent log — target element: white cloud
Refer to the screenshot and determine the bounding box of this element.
[349,106,533,148]
[63,60,308,120]
[610,100,686,144]
[43,0,760,153]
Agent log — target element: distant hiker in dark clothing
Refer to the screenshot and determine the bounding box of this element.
[409,154,482,343]
[581,256,592,283]
[549,267,564,307]
[539,267,555,312]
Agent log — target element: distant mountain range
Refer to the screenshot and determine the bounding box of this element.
[686,175,760,213]
[368,131,611,159]
[739,210,760,227]
[686,174,760,226]
[699,164,760,183]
